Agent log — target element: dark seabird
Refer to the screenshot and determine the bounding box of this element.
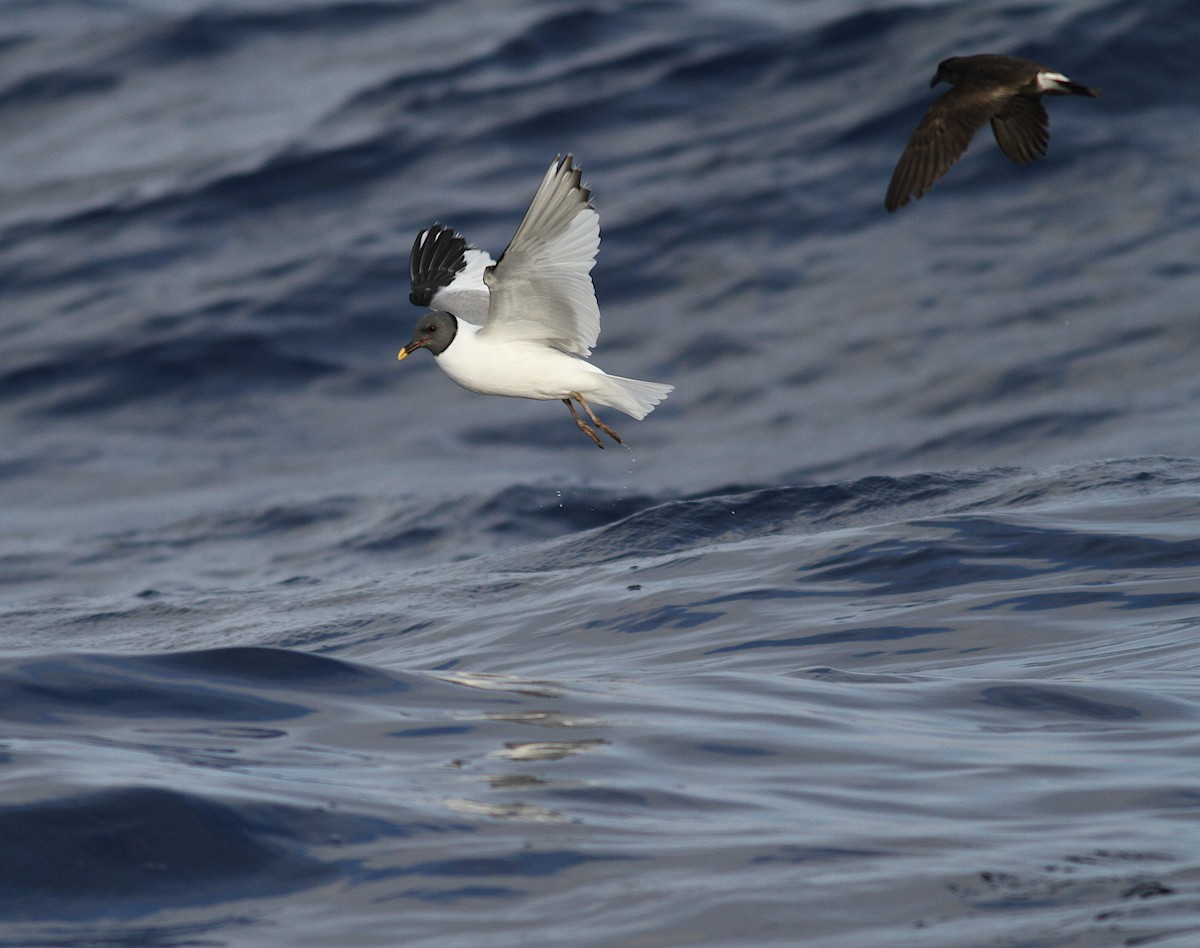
[885,54,1100,213]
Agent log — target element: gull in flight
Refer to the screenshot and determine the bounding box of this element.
[400,155,673,448]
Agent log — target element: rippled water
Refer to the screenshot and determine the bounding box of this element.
[3,0,1200,944]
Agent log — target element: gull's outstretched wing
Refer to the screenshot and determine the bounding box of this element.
[409,224,494,326]
[480,155,601,356]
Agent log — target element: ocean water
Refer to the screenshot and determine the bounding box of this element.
[3,0,1200,944]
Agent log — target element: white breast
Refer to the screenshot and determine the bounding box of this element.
[434,320,603,401]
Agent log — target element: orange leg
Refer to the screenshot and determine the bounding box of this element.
[574,393,622,444]
[563,398,604,448]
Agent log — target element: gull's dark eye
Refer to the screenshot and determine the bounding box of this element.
[424,324,437,334]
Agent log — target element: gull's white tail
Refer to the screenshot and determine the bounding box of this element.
[594,375,674,420]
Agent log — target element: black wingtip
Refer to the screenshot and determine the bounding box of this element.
[409,223,469,307]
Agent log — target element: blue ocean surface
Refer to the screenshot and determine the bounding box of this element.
[3,0,1200,944]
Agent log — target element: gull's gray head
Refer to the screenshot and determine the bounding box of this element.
[397,311,458,361]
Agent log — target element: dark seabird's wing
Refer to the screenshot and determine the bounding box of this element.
[408,224,494,325]
[990,95,1049,164]
[885,87,1007,213]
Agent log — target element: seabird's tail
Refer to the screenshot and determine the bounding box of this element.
[1039,72,1100,98]
[594,375,674,420]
